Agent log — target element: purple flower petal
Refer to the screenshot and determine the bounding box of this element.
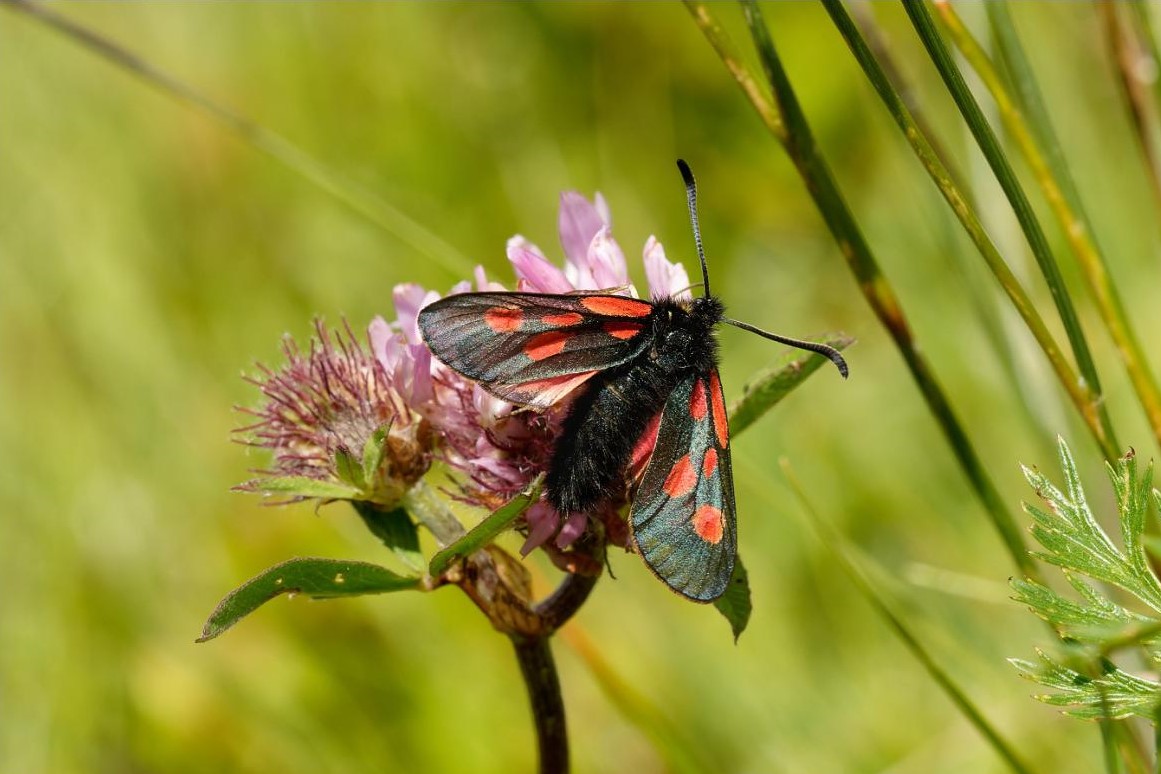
[594,192,612,227]
[368,316,397,369]
[404,343,434,405]
[393,284,440,345]
[643,236,692,300]
[555,511,588,548]
[508,236,574,293]
[521,501,561,556]
[558,191,607,270]
[474,265,508,292]
[587,226,629,290]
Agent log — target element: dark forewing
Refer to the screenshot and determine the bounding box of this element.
[630,369,736,602]
[418,292,654,407]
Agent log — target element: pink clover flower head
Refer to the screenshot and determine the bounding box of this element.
[237,319,433,506]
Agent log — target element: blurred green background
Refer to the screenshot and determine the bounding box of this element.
[4,3,1160,772]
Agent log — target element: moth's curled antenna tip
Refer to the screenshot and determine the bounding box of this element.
[833,353,850,380]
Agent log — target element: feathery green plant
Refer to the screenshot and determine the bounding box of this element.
[1013,438,1161,721]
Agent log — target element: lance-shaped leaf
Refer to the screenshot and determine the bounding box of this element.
[429,479,542,577]
[198,557,420,642]
[712,555,752,642]
[728,334,853,438]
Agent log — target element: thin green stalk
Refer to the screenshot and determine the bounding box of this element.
[901,0,1120,458]
[846,0,961,181]
[819,0,1114,462]
[1154,709,1161,774]
[1,0,474,277]
[685,0,1038,580]
[936,3,1158,460]
[965,2,1161,456]
[779,459,1038,774]
[1097,0,1161,215]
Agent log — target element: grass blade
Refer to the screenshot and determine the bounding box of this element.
[931,0,1161,458]
[819,0,1112,461]
[1096,0,1161,217]
[0,0,474,277]
[901,0,1120,459]
[686,0,1037,580]
[779,458,1037,774]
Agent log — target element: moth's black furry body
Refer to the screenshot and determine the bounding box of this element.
[546,296,724,515]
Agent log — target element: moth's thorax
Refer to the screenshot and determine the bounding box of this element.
[648,295,723,374]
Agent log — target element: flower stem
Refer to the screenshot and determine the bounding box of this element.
[511,636,569,774]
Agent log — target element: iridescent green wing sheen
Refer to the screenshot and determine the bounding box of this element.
[417,292,654,407]
[630,369,737,602]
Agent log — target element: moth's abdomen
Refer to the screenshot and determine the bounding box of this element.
[546,361,678,515]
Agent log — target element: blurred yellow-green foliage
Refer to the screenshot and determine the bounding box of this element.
[4,3,1161,772]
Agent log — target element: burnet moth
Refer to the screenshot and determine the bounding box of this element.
[419,160,848,601]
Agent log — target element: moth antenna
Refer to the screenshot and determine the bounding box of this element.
[724,317,849,378]
[676,159,711,298]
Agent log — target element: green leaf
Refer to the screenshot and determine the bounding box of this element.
[334,447,366,490]
[728,334,852,438]
[712,555,752,642]
[353,502,425,574]
[247,476,362,501]
[1012,651,1161,720]
[1013,439,1161,720]
[428,478,542,577]
[197,557,419,642]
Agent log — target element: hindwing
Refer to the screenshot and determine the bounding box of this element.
[630,369,736,602]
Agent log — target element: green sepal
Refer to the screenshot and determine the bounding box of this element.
[334,447,367,490]
[428,478,542,577]
[197,557,420,642]
[353,502,425,575]
[362,424,391,486]
[712,555,752,642]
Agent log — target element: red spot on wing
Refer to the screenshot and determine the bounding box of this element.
[662,455,697,498]
[702,448,719,478]
[542,312,584,327]
[628,413,662,483]
[507,371,597,407]
[690,379,708,421]
[485,307,523,333]
[525,331,570,361]
[709,372,728,447]
[603,321,644,340]
[580,295,652,317]
[692,504,724,544]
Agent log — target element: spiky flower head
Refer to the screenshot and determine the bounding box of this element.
[237,319,433,507]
